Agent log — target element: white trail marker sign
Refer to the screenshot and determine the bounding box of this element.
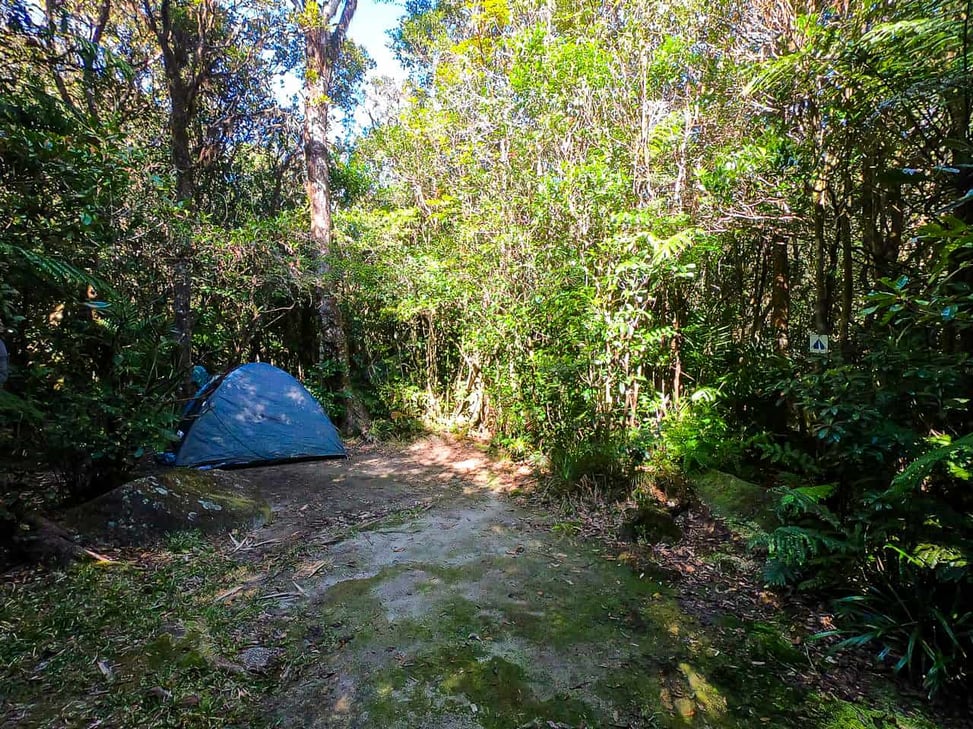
[809,333,829,354]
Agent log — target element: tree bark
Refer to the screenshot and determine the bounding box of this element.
[1,509,107,566]
[170,96,195,398]
[838,202,853,351]
[771,235,790,354]
[669,286,685,406]
[859,146,881,286]
[300,0,369,433]
[812,180,829,335]
[144,0,218,400]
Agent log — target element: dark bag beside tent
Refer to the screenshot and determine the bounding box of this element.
[172,362,345,468]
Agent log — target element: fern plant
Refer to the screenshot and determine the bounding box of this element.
[755,484,862,588]
[749,433,822,476]
[839,434,973,695]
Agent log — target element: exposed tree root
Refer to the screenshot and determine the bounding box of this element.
[1,510,112,567]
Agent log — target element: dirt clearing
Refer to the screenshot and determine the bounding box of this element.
[1,436,950,729]
[225,437,939,729]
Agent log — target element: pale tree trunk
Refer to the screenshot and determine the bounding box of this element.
[299,0,369,433]
[812,178,829,336]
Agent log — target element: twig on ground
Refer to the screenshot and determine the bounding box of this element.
[212,585,246,603]
[83,548,115,563]
[246,539,281,550]
[257,591,300,601]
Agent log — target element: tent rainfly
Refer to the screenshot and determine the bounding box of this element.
[172,362,346,468]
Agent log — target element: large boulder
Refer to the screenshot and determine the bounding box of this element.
[62,469,272,545]
[691,470,778,540]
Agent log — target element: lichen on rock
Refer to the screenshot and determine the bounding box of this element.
[62,469,272,545]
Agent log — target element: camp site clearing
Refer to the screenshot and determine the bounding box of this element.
[1,436,949,729]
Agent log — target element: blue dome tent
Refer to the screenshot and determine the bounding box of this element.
[172,363,346,468]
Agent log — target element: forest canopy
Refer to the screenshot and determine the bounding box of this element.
[1,0,971,697]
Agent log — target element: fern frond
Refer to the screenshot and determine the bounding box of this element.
[890,432,973,498]
[1,243,111,294]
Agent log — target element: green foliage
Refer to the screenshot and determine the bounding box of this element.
[767,350,945,482]
[192,211,319,373]
[303,359,348,420]
[840,433,973,695]
[888,431,973,500]
[864,218,973,342]
[749,435,822,477]
[0,75,178,499]
[548,434,635,494]
[832,548,972,697]
[758,431,973,692]
[756,484,860,588]
[651,390,737,474]
[1,0,971,700]
[330,40,376,115]
[27,306,178,495]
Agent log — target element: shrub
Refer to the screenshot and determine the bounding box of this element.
[548,434,636,495]
[833,547,972,697]
[2,301,178,502]
[652,388,737,474]
[762,434,973,694]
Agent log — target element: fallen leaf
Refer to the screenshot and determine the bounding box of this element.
[146,686,171,702]
[96,659,113,680]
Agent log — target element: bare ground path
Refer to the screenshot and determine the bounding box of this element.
[0,437,957,728]
[216,436,939,729]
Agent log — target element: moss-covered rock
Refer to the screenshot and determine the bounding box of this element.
[692,470,778,540]
[62,469,272,545]
[620,500,682,544]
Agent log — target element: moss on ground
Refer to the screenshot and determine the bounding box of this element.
[270,534,945,729]
[365,648,600,728]
[805,694,942,729]
[2,491,952,729]
[0,532,274,728]
[692,470,779,540]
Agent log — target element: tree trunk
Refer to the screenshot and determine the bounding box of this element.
[814,190,828,334]
[1,508,108,566]
[771,235,790,354]
[300,0,367,433]
[750,239,768,339]
[812,179,830,335]
[170,96,196,399]
[860,147,882,285]
[838,202,853,352]
[669,287,685,406]
[302,66,347,372]
[145,0,216,401]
